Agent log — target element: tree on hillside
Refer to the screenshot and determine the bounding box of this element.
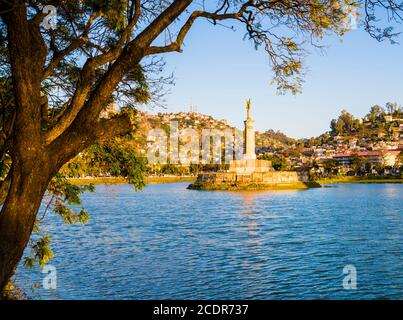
[396,151,403,171]
[0,0,402,292]
[384,102,403,118]
[331,117,345,135]
[322,159,339,177]
[374,161,385,175]
[385,102,398,115]
[351,154,369,175]
[258,154,287,171]
[366,104,385,122]
[330,109,362,135]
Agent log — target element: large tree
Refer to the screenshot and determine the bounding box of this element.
[0,0,401,292]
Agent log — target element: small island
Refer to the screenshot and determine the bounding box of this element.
[188,100,321,191]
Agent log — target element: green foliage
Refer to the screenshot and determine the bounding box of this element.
[351,154,370,175]
[322,159,339,177]
[396,151,403,170]
[92,0,129,30]
[54,204,91,225]
[258,154,288,171]
[366,105,385,122]
[122,65,151,105]
[256,129,296,147]
[48,174,95,206]
[23,235,54,269]
[0,157,10,179]
[330,109,363,135]
[23,175,94,269]
[328,103,402,141]
[62,137,146,191]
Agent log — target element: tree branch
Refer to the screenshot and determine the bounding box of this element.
[47,0,194,151]
[42,11,101,79]
[47,112,134,173]
[44,2,143,145]
[146,2,253,55]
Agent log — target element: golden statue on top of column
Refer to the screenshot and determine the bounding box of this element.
[246,99,251,119]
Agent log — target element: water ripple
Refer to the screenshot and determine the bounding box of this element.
[15,183,403,299]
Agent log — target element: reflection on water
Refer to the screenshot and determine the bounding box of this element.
[15,183,403,299]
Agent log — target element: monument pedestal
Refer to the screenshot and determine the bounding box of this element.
[229,159,273,174]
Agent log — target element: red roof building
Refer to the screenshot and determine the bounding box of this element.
[333,150,400,167]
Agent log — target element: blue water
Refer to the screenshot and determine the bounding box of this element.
[15,183,402,299]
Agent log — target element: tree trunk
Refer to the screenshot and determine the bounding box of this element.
[0,158,52,291]
[0,0,191,293]
[0,2,50,291]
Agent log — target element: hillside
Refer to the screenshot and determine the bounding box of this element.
[256,129,297,150]
[304,105,402,150]
[62,103,402,180]
[133,111,295,154]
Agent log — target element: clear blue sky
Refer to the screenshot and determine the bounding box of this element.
[145,18,403,139]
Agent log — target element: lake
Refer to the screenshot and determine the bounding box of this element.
[15,183,402,299]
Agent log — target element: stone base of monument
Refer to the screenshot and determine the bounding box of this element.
[187,171,321,191]
[228,159,272,174]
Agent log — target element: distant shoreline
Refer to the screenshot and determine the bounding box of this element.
[67,175,402,185]
[317,176,402,184]
[67,176,197,185]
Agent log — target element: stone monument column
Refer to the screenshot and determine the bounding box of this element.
[243,99,256,160]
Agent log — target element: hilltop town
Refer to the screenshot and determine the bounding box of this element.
[62,103,402,180]
[134,103,402,177]
[259,104,403,177]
